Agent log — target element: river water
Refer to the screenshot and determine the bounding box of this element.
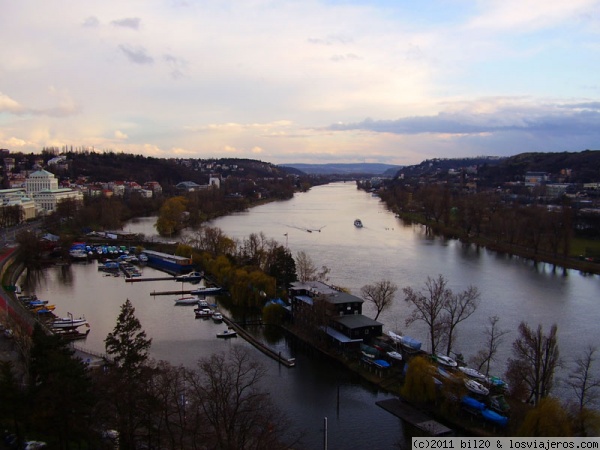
[24,181,600,448]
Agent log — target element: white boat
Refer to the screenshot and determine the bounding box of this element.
[212,312,223,322]
[387,330,403,343]
[464,379,490,396]
[354,219,363,228]
[175,271,203,282]
[386,351,403,361]
[138,253,148,263]
[174,296,201,305]
[52,317,88,329]
[435,353,458,368]
[459,366,487,381]
[216,328,237,338]
[69,248,88,260]
[197,298,209,308]
[190,286,222,296]
[194,308,213,318]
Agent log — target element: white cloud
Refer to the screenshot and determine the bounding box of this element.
[114,130,128,140]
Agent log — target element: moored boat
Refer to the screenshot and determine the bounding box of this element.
[399,335,422,353]
[386,351,403,361]
[194,308,213,318]
[52,316,89,329]
[175,271,203,283]
[190,286,222,296]
[458,366,487,381]
[174,296,201,305]
[354,218,363,228]
[464,379,490,396]
[216,328,237,338]
[212,312,223,323]
[435,353,458,368]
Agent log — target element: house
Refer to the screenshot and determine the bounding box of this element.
[289,281,383,346]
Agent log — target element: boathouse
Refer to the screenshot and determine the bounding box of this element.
[289,281,383,345]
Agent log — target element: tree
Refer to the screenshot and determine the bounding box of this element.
[265,245,297,291]
[505,322,560,406]
[185,347,297,449]
[360,279,398,320]
[403,275,452,355]
[104,299,154,449]
[567,345,600,436]
[295,251,330,283]
[518,397,572,437]
[156,196,188,236]
[471,316,510,377]
[442,285,480,356]
[105,298,152,375]
[400,356,437,403]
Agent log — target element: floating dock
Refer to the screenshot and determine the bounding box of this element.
[376,398,453,437]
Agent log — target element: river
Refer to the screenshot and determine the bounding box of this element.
[24,181,600,448]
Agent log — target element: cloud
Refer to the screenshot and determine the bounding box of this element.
[114,130,128,140]
[0,91,80,117]
[330,53,361,62]
[82,16,100,28]
[328,99,600,137]
[308,35,354,46]
[119,45,154,65]
[0,93,25,114]
[111,17,141,30]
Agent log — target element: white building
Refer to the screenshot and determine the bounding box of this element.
[25,169,59,194]
[0,188,37,222]
[33,188,84,214]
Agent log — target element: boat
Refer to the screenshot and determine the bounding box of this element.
[435,353,458,368]
[458,366,487,381]
[354,219,363,228]
[190,286,222,296]
[69,247,89,260]
[373,359,391,369]
[464,379,490,396]
[461,395,486,412]
[139,249,194,274]
[386,351,403,361]
[175,271,203,283]
[360,343,378,359]
[194,308,213,318]
[51,317,89,329]
[138,253,148,263]
[399,335,422,353]
[481,408,508,427]
[387,330,403,343]
[488,376,509,391]
[216,328,237,338]
[197,298,209,308]
[212,312,223,323]
[174,296,201,305]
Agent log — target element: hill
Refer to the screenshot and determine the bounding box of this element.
[279,162,402,176]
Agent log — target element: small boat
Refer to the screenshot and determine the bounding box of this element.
[197,298,209,308]
[175,271,203,283]
[354,219,363,228]
[138,253,148,263]
[461,395,486,412]
[194,308,213,318]
[399,335,422,353]
[373,359,391,369]
[481,408,509,427]
[360,343,378,359]
[52,317,88,329]
[435,353,458,368]
[488,376,509,391]
[386,351,403,361]
[216,328,237,338]
[387,330,403,343]
[174,296,201,305]
[459,366,487,381]
[190,286,222,296]
[464,379,490,396]
[212,312,223,323]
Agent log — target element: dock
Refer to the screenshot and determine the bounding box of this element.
[376,398,453,437]
[125,276,176,282]
[221,316,296,368]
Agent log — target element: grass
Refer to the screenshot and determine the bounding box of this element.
[570,237,600,258]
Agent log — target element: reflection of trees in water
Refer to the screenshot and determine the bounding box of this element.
[19,266,46,294]
[58,263,74,285]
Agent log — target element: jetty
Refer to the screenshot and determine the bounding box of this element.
[125,276,176,283]
[221,316,296,368]
[376,398,453,437]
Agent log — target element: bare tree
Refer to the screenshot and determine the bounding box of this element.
[471,316,510,377]
[442,285,480,356]
[295,251,330,283]
[506,322,560,406]
[568,345,600,413]
[185,346,299,450]
[360,279,398,320]
[403,274,451,355]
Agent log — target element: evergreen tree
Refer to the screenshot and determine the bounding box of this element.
[105,298,152,375]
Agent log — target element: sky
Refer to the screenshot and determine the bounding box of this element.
[2,0,600,166]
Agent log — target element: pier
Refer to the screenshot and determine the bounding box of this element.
[125,276,176,282]
[221,316,296,368]
[376,398,453,437]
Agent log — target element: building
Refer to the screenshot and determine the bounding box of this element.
[0,188,36,222]
[289,281,383,347]
[32,188,84,214]
[25,169,59,194]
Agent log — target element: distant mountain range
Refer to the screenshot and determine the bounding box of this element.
[278,163,402,176]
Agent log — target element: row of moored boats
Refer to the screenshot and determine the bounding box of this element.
[18,295,90,340]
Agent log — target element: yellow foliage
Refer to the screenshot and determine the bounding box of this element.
[401,356,437,403]
[518,397,572,437]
